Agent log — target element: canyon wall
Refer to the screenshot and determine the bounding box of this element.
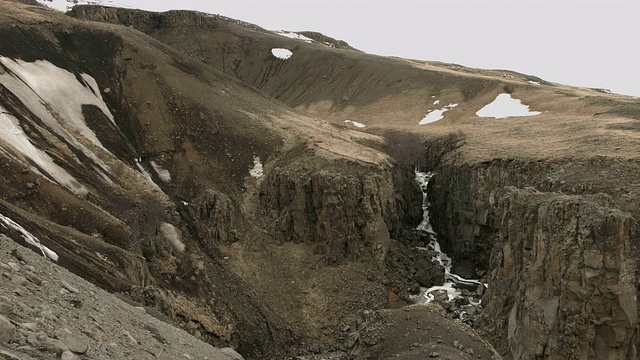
[259,164,421,264]
[428,152,640,359]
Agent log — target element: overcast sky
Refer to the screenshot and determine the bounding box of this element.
[82,1,640,97]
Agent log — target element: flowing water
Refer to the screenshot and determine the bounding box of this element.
[411,170,483,304]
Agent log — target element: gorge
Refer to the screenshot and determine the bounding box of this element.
[0,2,639,359]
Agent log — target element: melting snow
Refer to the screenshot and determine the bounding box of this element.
[0,57,114,176]
[0,106,88,195]
[476,93,541,119]
[271,48,293,60]
[345,120,366,128]
[418,103,458,125]
[0,213,58,261]
[135,159,160,189]
[249,156,264,178]
[528,80,541,85]
[433,100,440,105]
[274,31,313,43]
[150,161,171,183]
[159,223,185,253]
[36,0,132,12]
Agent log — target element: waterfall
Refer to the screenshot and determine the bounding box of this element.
[412,170,483,303]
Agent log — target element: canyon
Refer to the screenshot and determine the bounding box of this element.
[1,2,639,359]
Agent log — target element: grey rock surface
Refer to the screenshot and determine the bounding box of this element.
[0,235,242,360]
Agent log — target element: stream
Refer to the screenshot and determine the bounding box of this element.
[411,171,483,305]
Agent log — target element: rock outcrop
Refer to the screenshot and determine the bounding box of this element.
[68,6,223,33]
[480,187,637,359]
[427,151,640,359]
[259,164,412,264]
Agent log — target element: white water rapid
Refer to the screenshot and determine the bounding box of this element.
[412,170,483,304]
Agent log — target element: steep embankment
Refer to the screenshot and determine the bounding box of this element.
[0,233,242,360]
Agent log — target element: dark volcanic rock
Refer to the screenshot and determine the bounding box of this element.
[427,154,640,359]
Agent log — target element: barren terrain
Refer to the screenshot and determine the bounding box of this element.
[0,2,638,359]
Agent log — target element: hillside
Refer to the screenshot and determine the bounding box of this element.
[1,2,640,359]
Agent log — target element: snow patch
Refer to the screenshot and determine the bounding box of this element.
[476,93,541,119]
[274,31,313,43]
[419,109,446,125]
[249,156,264,178]
[433,100,440,105]
[0,213,58,261]
[0,57,114,174]
[135,159,160,189]
[418,104,458,125]
[345,120,366,128]
[159,223,185,253]
[150,161,171,183]
[36,0,133,12]
[0,106,88,195]
[271,48,293,60]
[528,80,541,85]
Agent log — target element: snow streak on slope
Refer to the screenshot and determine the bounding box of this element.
[0,213,58,261]
[476,93,541,119]
[274,31,313,43]
[36,0,133,12]
[0,106,88,195]
[345,120,366,128]
[0,57,115,183]
[418,103,458,125]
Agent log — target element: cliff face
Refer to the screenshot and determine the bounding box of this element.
[427,152,640,359]
[486,188,636,359]
[67,6,222,33]
[259,164,418,264]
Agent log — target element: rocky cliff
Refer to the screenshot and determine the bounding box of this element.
[426,146,640,359]
[259,163,417,264]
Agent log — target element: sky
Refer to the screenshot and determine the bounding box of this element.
[54,0,640,97]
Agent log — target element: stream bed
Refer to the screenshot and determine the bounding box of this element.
[410,170,485,319]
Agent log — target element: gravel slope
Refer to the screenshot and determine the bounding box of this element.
[0,234,242,360]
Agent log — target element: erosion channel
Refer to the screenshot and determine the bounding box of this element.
[412,170,484,314]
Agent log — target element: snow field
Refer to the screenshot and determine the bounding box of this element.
[476,93,541,119]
